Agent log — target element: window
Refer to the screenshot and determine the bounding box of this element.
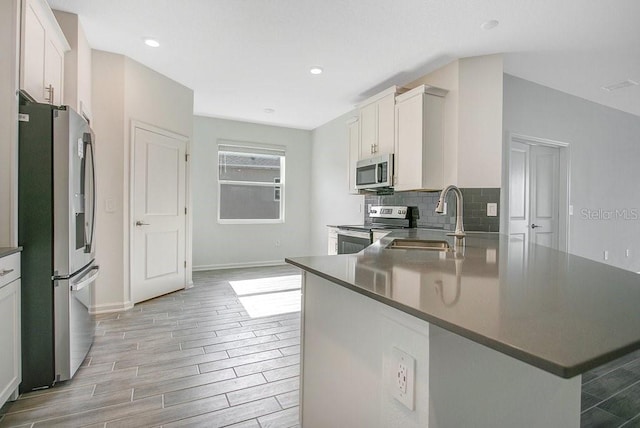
[218,141,285,223]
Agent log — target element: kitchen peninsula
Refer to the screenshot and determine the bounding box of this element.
[286,230,640,427]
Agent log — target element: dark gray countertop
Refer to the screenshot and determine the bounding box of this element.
[286,230,640,378]
[0,247,22,258]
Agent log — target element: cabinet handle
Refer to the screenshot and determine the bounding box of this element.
[0,268,15,276]
[44,85,54,104]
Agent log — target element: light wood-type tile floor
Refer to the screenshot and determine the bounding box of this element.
[0,265,302,428]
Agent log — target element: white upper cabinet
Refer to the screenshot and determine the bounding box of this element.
[358,86,402,159]
[346,117,359,194]
[53,10,93,119]
[20,0,70,104]
[394,85,448,191]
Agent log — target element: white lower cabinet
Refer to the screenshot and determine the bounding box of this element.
[328,227,338,255]
[0,252,21,406]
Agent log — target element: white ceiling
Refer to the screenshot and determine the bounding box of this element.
[47,0,640,130]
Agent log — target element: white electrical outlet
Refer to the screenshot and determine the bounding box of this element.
[626,249,631,258]
[390,347,415,410]
[397,362,407,393]
[487,203,498,217]
[604,250,609,261]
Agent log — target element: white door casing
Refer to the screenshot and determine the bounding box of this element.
[508,134,569,251]
[131,124,187,304]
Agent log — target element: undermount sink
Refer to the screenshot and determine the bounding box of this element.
[385,239,451,251]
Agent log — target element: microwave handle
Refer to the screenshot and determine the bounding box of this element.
[377,163,383,183]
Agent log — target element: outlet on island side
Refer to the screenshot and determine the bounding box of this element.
[390,347,415,411]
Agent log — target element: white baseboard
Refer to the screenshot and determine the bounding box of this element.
[91,301,134,314]
[192,260,287,272]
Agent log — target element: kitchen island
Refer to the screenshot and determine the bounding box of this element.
[286,230,640,427]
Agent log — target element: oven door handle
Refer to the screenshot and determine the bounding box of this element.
[71,266,100,292]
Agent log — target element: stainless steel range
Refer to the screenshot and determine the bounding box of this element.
[336,205,418,254]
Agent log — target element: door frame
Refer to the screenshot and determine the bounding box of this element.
[502,133,571,252]
[128,120,191,305]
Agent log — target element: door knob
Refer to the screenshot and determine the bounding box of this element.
[135,220,150,226]
[531,224,541,229]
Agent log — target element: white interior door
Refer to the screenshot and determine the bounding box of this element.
[509,142,530,243]
[530,145,559,248]
[509,140,560,249]
[132,126,187,304]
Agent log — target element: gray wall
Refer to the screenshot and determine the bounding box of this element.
[192,116,312,269]
[503,74,640,272]
[92,50,194,312]
[309,111,365,256]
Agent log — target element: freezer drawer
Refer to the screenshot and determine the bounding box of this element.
[54,262,98,382]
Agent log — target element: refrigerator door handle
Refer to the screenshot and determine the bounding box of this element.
[83,132,97,254]
[70,266,99,292]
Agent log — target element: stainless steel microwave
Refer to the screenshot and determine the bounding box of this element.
[355,153,393,190]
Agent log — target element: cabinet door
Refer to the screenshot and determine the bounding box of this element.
[359,103,377,159]
[395,93,424,191]
[376,93,396,155]
[395,92,445,191]
[347,119,359,194]
[328,228,338,255]
[20,0,69,104]
[0,279,21,405]
[21,0,47,102]
[44,37,64,104]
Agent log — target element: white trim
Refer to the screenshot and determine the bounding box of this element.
[193,260,287,272]
[510,133,570,148]
[218,218,285,225]
[90,301,134,314]
[217,144,286,224]
[129,120,190,304]
[357,85,402,108]
[504,132,571,252]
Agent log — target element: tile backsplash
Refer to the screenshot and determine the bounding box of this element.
[364,188,500,232]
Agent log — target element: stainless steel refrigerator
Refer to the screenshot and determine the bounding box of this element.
[18,101,99,392]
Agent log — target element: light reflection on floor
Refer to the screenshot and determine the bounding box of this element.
[230,275,302,317]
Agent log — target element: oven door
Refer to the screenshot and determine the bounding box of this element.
[337,230,372,254]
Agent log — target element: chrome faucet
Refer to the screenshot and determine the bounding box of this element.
[435,185,465,244]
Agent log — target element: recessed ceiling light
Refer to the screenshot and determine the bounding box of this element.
[481,20,499,30]
[601,79,639,92]
[144,38,160,48]
[263,108,275,114]
[310,66,323,75]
